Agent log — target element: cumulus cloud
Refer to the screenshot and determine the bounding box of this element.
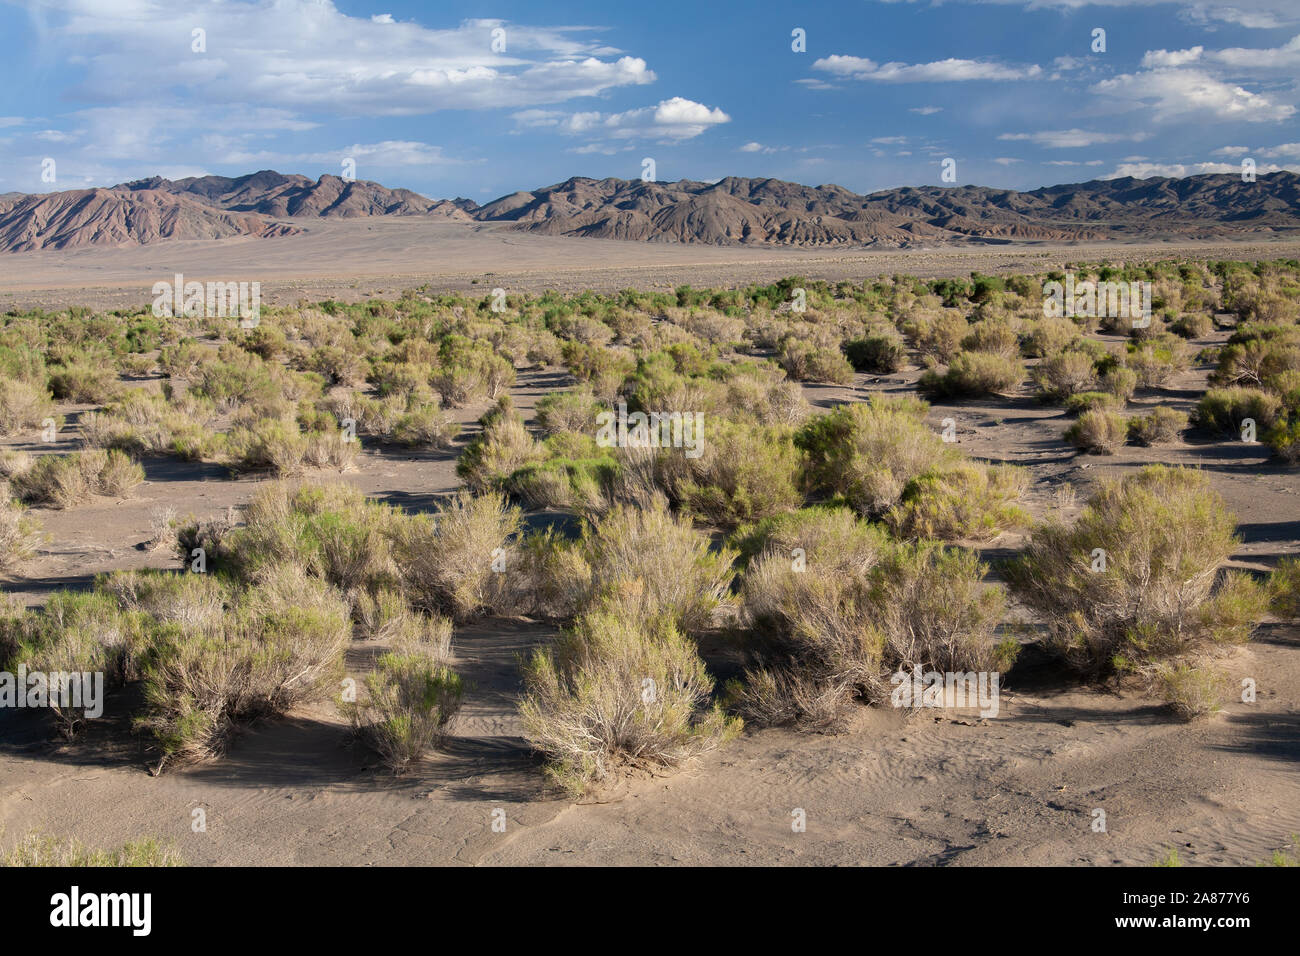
[513,97,729,143]
[1141,47,1204,68]
[1092,68,1295,122]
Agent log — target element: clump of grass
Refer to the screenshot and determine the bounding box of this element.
[2,832,182,867]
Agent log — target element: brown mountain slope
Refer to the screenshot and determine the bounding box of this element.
[0,187,297,252]
[477,172,1300,246]
[2,169,1297,253]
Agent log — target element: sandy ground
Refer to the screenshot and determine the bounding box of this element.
[1,236,1298,867]
[3,218,1300,309]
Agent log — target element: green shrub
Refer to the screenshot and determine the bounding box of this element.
[795,396,954,517]
[1063,391,1122,415]
[456,400,544,494]
[345,631,463,773]
[670,420,803,529]
[843,334,906,373]
[1195,387,1283,435]
[920,351,1023,398]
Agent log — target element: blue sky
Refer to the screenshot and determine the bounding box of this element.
[2,0,1299,199]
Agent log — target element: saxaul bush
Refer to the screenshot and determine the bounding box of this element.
[1006,466,1265,683]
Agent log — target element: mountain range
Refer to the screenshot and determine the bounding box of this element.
[1,169,1297,253]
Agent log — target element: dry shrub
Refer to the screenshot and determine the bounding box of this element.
[0,379,54,437]
[135,565,350,770]
[518,609,740,796]
[10,449,143,508]
[1007,465,1264,676]
[0,496,42,574]
[1128,406,1188,446]
[1033,349,1097,401]
[795,396,955,517]
[885,461,1029,541]
[391,491,522,620]
[1064,409,1128,454]
[574,499,736,632]
[733,507,1012,727]
[1153,661,1230,720]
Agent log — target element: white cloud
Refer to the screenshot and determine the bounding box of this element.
[1104,159,1298,178]
[30,2,655,116]
[909,106,943,115]
[998,129,1149,148]
[1092,68,1295,122]
[1260,142,1300,157]
[1141,47,1204,68]
[812,55,1041,82]
[512,97,729,144]
[992,157,1023,165]
[1211,145,1251,155]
